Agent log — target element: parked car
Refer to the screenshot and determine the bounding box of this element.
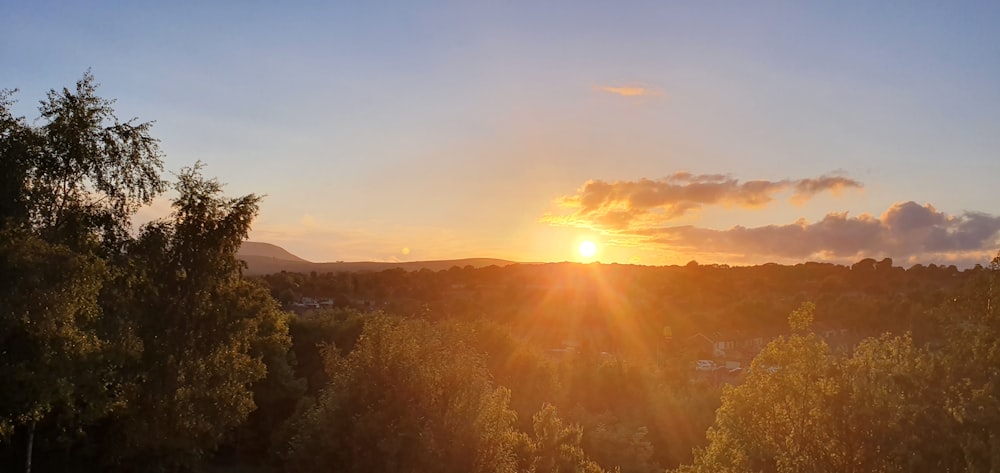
[695,359,718,371]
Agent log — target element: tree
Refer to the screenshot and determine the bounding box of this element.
[681,303,844,473]
[936,253,1000,472]
[284,315,521,473]
[834,334,950,471]
[0,72,165,251]
[523,404,607,473]
[214,277,304,469]
[0,72,165,472]
[678,302,957,473]
[99,165,286,470]
[581,413,656,473]
[0,89,35,228]
[0,229,112,472]
[1,74,297,472]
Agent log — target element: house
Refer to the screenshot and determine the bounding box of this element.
[687,333,734,358]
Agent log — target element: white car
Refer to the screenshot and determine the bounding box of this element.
[695,360,717,371]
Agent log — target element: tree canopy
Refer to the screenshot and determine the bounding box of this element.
[0,74,294,472]
[0,71,164,251]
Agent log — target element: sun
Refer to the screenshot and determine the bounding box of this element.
[578,240,597,259]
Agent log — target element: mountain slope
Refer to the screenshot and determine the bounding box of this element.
[238,241,310,263]
[237,241,517,275]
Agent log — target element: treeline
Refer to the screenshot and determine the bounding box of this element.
[259,257,974,356]
[256,259,998,472]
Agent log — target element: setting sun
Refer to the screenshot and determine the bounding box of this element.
[578,240,597,259]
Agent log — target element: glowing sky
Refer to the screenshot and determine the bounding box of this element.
[4,1,1000,267]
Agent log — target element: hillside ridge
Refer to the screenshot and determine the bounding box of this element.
[238,241,518,274]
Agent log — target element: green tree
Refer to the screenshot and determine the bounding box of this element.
[215,280,304,469]
[284,315,521,473]
[0,73,165,472]
[0,230,112,470]
[287,307,368,394]
[679,303,958,473]
[0,89,35,227]
[100,165,285,470]
[2,74,298,472]
[833,333,949,472]
[682,303,843,473]
[581,413,656,473]
[524,404,607,473]
[936,253,1000,472]
[0,72,164,251]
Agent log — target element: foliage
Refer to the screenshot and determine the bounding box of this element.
[580,412,656,473]
[523,403,608,473]
[678,302,970,473]
[0,72,165,250]
[100,166,282,469]
[0,75,296,472]
[0,72,166,471]
[0,229,110,439]
[284,315,521,473]
[936,253,1000,472]
[287,307,368,394]
[682,303,842,472]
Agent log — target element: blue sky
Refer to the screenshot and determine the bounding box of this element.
[4,1,1000,266]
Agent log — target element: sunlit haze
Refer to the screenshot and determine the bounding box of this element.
[4,1,1000,267]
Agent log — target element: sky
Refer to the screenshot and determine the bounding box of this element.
[3,1,1000,267]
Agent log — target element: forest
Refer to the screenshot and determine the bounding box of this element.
[4,75,1000,473]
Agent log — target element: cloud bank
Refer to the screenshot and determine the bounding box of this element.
[544,173,1000,266]
[645,202,1000,262]
[547,173,862,230]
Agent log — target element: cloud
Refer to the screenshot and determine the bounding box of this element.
[791,175,864,204]
[641,201,1000,264]
[545,172,863,231]
[597,85,662,97]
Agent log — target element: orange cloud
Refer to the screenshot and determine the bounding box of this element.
[545,172,862,231]
[597,85,661,97]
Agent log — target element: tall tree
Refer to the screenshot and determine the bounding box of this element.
[0,71,164,250]
[99,165,286,470]
[0,72,165,471]
[2,74,296,472]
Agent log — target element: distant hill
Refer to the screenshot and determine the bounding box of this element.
[239,241,310,263]
[237,241,518,275]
